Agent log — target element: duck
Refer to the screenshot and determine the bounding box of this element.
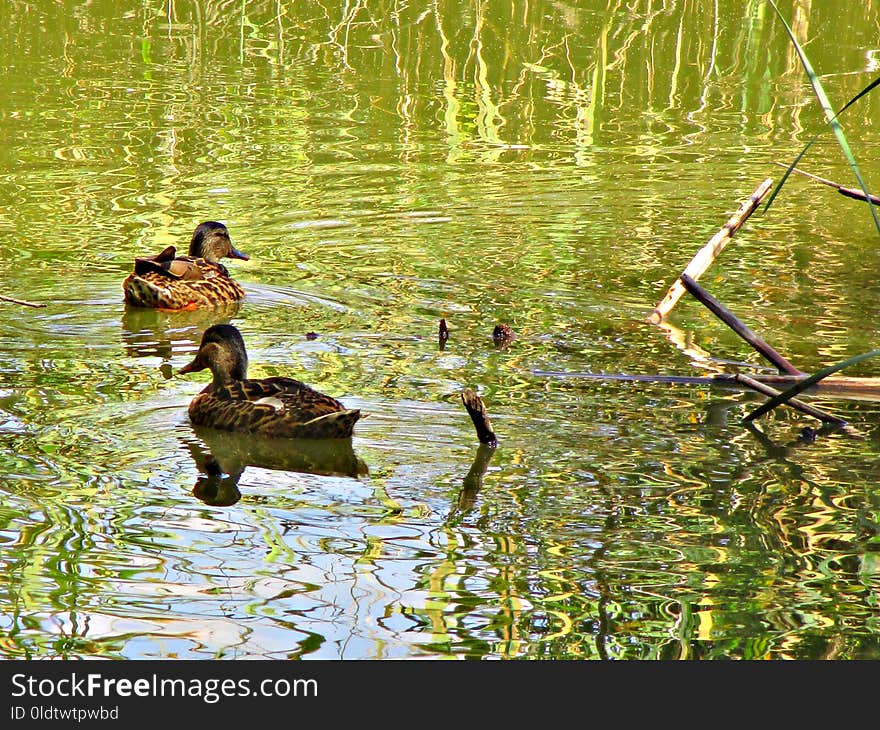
[123,221,249,309]
[179,324,363,439]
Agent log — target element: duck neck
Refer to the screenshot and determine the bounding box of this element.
[209,353,247,388]
[192,236,223,264]
[210,369,235,389]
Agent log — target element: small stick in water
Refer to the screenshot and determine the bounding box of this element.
[0,293,45,308]
[461,387,498,447]
[492,323,515,349]
[439,318,449,349]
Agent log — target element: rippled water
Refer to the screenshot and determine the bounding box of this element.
[2,1,880,660]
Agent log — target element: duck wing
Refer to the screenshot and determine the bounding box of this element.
[191,377,361,438]
[134,246,178,277]
[233,377,348,422]
[133,248,225,281]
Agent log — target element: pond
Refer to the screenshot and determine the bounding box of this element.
[2,0,880,660]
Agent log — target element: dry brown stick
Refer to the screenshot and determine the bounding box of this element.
[734,373,846,425]
[535,369,880,400]
[680,273,803,375]
[461,388,497,447]
[648,177,773,323]
[779,163,880,205]
[0,293,45,308]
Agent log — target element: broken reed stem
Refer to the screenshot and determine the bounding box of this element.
[0,293,45,308]
[734,373,846,425]
[679,273,803,375]
[461,388,498,447]
[778,163,880,206]
[648,177,773,323]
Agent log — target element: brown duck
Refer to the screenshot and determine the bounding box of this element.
[123,221,249,309]
[179,324,363,439]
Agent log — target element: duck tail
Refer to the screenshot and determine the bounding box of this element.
[301,409,364,439]
[122,273,169,308]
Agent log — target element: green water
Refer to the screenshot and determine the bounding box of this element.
[2,0,880,659]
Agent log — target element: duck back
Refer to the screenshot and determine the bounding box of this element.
[123,262,245,309]
[188,376,362,439]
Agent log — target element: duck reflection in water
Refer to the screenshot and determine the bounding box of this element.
[121,302,242,368]
[183,425,368,506]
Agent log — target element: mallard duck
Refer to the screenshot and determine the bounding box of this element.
[123,221,249,309]
[179,324,363,439]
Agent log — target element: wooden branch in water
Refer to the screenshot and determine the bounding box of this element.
[779,163,880,205]
[680,273,803,375]
[648,177,773,323]
[439,318,449,349]
[733,373,846,425]
[461,388,498,447]
[535,369,880,401]
[0,293,45,308]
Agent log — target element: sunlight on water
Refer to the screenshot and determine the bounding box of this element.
[1,0,880,661]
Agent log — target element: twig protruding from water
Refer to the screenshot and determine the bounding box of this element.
[461,388,497,447]
[439,318,449,349]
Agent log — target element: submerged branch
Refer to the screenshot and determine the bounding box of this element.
[535,369,880,401]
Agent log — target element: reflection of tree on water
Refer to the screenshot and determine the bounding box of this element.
[120,302,241,362]
[181,425,368,506]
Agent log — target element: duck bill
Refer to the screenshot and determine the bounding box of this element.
[178,359,203,375]
[228,247,249,261]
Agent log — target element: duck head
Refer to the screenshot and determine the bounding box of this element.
[179,324,249,386]
[189,222,249,264]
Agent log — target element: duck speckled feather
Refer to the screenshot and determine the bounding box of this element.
[179,324,362,439]
[123,221,248,309]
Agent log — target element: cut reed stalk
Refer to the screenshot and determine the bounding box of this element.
[648,178,773,323]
